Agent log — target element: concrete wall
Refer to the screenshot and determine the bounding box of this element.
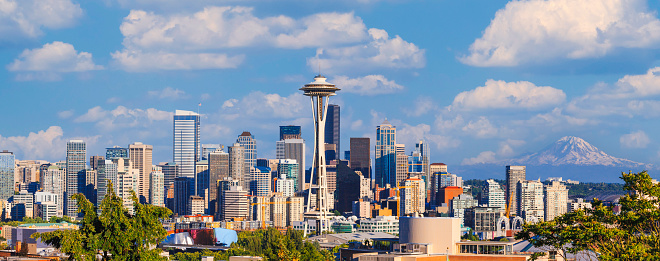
[399,217,460,255]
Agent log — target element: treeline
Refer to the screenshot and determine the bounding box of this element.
[172,227,335,261]
[463,179,626,199]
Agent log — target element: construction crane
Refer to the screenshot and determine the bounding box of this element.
[250,200,292,229]
[505,191,514,218]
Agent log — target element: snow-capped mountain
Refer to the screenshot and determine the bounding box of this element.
[508,136,649,168]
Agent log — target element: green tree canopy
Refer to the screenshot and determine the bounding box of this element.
[516,170,660,260]
[32,182,172,260]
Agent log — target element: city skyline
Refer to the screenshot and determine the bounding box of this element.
[3,0,660,177]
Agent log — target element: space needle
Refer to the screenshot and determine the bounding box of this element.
[300,74,340,235]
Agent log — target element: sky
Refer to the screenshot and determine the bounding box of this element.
[2,0,660,173]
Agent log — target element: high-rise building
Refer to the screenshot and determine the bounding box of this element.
[400,176,425,216]
[188,196,205,215]
[208,151,229,216]
[174,177,195,216]
[349,138,371,179]
[0,151,15,202]
[96,159,118,207]
[196,160,209,198]
[464,207,506,238]
[324,104,340,160]
[375,120,396,187]
[89,156,104,170]
[106,146,128,160]
[237,132,257,171]
[275,173,296,197]
[413,140,430,190]
[117,168,139,214]
[128,142,153,203]
[276,139,305,190]
[544,181,568,221]
[280,126,301,140]
[228,144,245,188]
[395,144,408,186]
[173,110,201,179]
[251,166,272,197]
[66,140,86,217]
[485,179,505,209]
[158,162,178,188]
[450,194,478,225]
[201,144,223,161]
[83,168,97,205]
[335,160,361,214]
[287,197,304,226]
[150,166,165,207]
[517,180,544,221]
[277,159,299,191]
[506,165,526,216]
[221,185,249,221]
[41,165,65,216]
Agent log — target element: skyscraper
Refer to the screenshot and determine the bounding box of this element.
[0,151,15,202]
[544,181,568,221]
[324,104,340,160]
[279,125,301,140]
[174,177,195,216]
[237,132,257,193]
[173,110,200,179]
[128,142,152,203]
[375,120,396,187]
[66,140,86,217]
[278,159,300,191]
[414,140,430,189]
[106,146,128,160]
[96,159,118,207]
[349,138,371,179]
[228,144,245,188]
[485,179,505,209]
[400,176,426,216]
[395,144,408,186]
[506,165,526,216]
[251,166,271,197]
[150,166,165,207]
[208,151,229,216]
[201,144,223,160]
[517,180,544,221]
[41,165,65,216]
[276,139,305,190]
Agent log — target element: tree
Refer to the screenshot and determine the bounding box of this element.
[516,171,660,260]
[32,182,172,260]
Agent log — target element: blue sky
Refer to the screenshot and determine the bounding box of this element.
[3,0,660,173]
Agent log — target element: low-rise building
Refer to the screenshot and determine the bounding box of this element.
[358,216,399,234]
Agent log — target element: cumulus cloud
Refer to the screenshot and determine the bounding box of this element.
[462,116,498,138]
[75,106,172,131]
[308,28,425,73]
[222,92,307,118]
[147,87,188,99]
[397,123,461,150]
[0,0,83,41]
[462,151,496,165]
[0,126,99,161]
[112,7,407,71]
[620,130,650,148]
[452,80,565,110]
[567,67,660,117]
[8,42,103,73]
[525,108,595,129]
[332,75,404,95]
[111,50,244,71]
[461,0,660,66]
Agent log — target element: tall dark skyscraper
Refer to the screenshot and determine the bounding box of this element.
[350,137,371,179]
[506,165,526,216]
[280,125,302,140]
[324,104,340,160]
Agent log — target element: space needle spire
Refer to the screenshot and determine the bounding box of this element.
[300,74,340,235]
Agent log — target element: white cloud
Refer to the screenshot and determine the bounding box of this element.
[0,126,99,161]
[462,151,496,165]
[0,0,82,41]
[308,28,425,73]
[147,87,188,99]
[350,120,363,131]
[57,110,74,119]
[75,106,172,131]
[462,116,498,138]
[8,41,103,73]
[112,7,399,72]
[461,0,660,66]
[404,96,436,117]
[567,67,660,117]
[620,130,650,148]
[452,80,565,110]
[111,50,244,71]
[222,98,238,109]
[222,92,307,118]
[397,123,460,150]
[525,108,595,128]
[332,75,404,95]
